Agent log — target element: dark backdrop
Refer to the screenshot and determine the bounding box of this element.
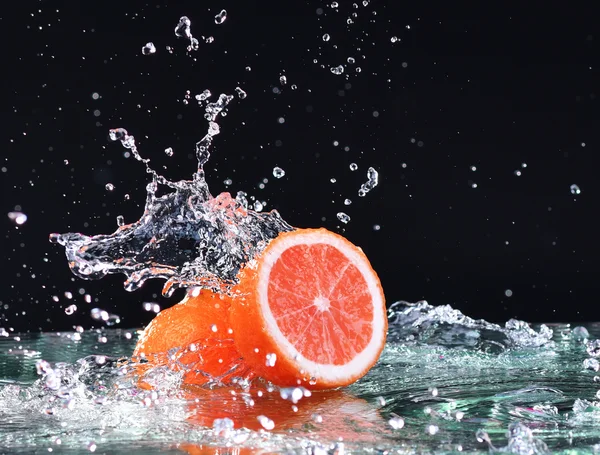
[1,2,598,332]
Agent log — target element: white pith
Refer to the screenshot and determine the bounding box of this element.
[257,231,385,383]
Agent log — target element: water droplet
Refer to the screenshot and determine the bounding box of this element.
[266,353,277,367]
[587,339,600,357]
[570,184,581,195]
[280,386,310,403]
[373,224,381,231]
[476,429,490,443]
[254,201,264,212]
[323,33,331,42]
[391,36,398,43]
[279,75,287,85]
[143,302,161,313]
[214,9,227,25]
[235,87,247,99]
[583,358,600,371]
[64,291,73,299]
[427,424,439,435]
[337,212,350,224]
[141,42,156,55]
[358,167,378,196]
[514,170,522,176]
[116,215,124,227]
[331,1,339,7]
[211,324,218,332]
[330,65,344,75]
[7,211,27,225]
[91,308,108,320]
[257,415,275,430]
[388,416,405,429]
[377,396,386,406]
[174,16,191,39]
[105,183,115,191]
[64,304,77,315]
[273,167,285,178]
[349,163,358,171]
[195,90,211,102]
[347,57,355,64]
[505,289,513,297]
[344,199,352,205]
[164,147,173,157]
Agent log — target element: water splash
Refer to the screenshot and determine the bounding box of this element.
[387,300,553,350]
[477,422,550,454]
[50,92,293,297]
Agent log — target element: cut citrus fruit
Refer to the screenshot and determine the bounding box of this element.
[230,228,387,389]
[133,289,248,386]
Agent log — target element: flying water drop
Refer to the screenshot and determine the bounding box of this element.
[235,87,247,99]
[330,65,344,75]
[358,167,378,196]
[337,212,351,224]
[214,10,227,25]
[7,211,27,225]
[141,42,156,55]
[174,16,191,39]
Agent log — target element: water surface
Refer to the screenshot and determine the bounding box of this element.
[2,302,600,454]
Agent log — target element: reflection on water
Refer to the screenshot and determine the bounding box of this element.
[2,304,600,454]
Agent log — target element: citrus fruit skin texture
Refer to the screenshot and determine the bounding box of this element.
[230,228,387,390]
[133,290,245,386]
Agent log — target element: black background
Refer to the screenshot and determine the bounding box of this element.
[1,2,598,332]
